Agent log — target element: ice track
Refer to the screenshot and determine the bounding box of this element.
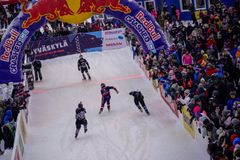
[23,47,209,160]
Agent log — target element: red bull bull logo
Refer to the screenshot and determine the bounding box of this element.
[77,0,131,14]
[20,0,74,28]
[20,0,131,28]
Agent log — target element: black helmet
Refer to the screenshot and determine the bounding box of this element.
[78,102,83,108]
[101,83,105,88]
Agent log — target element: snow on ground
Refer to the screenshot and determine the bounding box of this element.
[23,47,209,160]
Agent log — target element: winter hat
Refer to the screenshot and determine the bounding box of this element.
[200,78,206,83]
[233,137,240,146]
[184,89,190,95]
[231,134,238,143]
[232,118,240,128]
[222,109,231,117]
[203,54,208,60]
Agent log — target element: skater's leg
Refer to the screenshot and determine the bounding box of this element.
[82,73,86,80]
[34,69,38,81]
[86,70,91,80]
[38,70,42,80]
[134,100,142,112]
[75,120,81,138]
[83,119,88,133]
[140,100,150,115]
[99,98,106,114]
[107,98,111,111]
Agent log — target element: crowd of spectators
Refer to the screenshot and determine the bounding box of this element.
[30,18,125,41]
[129,1,240,160]
[1,0,240,159]
[0,83,30,155]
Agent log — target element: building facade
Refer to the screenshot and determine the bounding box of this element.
[92,0,236,22]
[135,0,236,20]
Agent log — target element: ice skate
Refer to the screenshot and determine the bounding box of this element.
[82,74,86,80]
[145,110,150,115]
[75,133,78,139]
[99,108,103,114]
[84,128,88,133]
[88,75,91,80]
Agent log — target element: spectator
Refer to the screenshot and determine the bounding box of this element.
[33,60,43,81]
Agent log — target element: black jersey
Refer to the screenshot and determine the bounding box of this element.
[75,107,86,121]
[78,58,90,69]
[129,91,144,101]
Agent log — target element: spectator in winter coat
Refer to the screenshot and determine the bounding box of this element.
[33,60,42,81]
[2,110,12,125]
[227,91,240,111]
[182,52,194,66]
[2,118,15,149]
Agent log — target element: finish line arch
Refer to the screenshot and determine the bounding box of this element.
[0,0,169,83]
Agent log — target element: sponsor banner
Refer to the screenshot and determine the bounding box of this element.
[29,29,127,60]
[0,13,46,83]
[105,1,169,54]
[182,106,195,139]
[11,110,27,160]
[102,28,126,50]
[19,111,27,143]
[13,146,20,160]
[29,31,103,60]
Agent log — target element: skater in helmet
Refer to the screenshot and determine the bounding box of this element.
[78,54,91,80]
[75,102,88,138]
[99,83,119,114]
[129,90,150,115]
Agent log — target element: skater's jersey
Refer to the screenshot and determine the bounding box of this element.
[78,58,90,69]
[75,107,86,120]
[129,91,144,100]
[101,86,116,98]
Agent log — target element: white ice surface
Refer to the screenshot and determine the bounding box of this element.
[23,47,209,160]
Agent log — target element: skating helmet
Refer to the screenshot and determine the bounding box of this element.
[100,83,105,88]
[78,102,83,108]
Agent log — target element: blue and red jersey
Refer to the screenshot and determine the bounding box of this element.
[101,86,116,98]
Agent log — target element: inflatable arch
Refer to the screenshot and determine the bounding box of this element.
[0,0,169,83]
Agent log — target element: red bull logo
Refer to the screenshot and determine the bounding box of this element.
[20,0,74,28]
[20,0,131,28]
[77,0,131,14]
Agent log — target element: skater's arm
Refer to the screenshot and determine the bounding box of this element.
[85,60,90,69]
[77,60,81,71]
[129,91,135,96]
[109,86,119,94]
[114,87,119,94]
